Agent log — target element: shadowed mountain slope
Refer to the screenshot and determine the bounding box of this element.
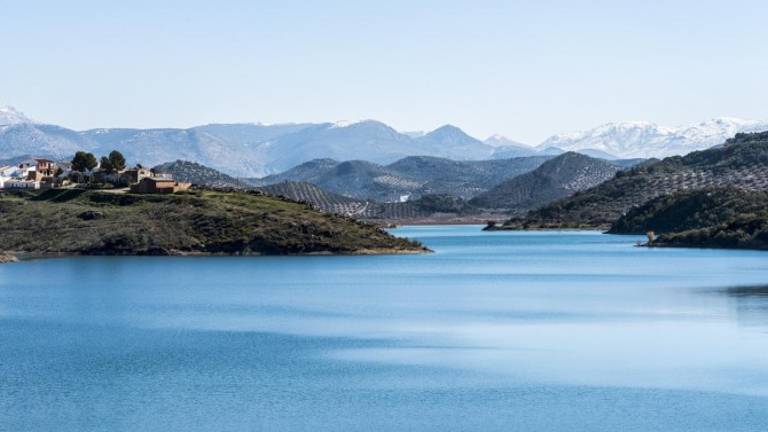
[470,152,620,211]
[609,188,768,250]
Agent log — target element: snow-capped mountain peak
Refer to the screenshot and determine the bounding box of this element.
[539,117,768,158]
[330,119,356,128]
[328,119,380,128]
[0,106,33,126]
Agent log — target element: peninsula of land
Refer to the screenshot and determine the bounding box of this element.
[0,188,427,260]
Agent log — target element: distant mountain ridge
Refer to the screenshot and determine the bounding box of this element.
[541,118,768,158]
[146,157,638,222]
[0,107,508,177]
[249,155,552,202]
[3,105,766,177]
[0,106,32,125]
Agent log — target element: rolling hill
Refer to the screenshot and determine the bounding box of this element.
[153,160,250,189]
[251,155,552,202]
[469,152,621,211]
[255,181,485,221]
[609,188,768,250]
[497,131,768,228]
[256,181,374,217]
[0,189,427,256]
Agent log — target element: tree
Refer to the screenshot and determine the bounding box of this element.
[71,151,98,172]
[108,150,126,172]
[100,156,113,172]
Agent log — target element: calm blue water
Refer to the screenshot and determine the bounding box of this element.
[2,226,768,431]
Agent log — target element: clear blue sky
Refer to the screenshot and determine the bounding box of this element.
[1,0,767,144]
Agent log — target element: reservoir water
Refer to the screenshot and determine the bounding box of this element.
[2,226,768,431]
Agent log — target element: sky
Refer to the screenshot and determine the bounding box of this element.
[1,0,767,144]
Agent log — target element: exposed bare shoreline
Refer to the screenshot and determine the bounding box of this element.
[0,247,430,263]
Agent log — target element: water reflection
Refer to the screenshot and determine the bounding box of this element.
[2,227,768,431]
[723,285,768,327]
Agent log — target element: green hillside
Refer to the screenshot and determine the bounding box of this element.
[153,160,250,189]
[609,188,768,250]
[0,189,427,257]
[469,152,619,211]
[496,131,768,229]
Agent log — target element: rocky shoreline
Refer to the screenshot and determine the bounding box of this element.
[0,254,19,264]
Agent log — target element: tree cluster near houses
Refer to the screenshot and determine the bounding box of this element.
[0,150,190,194]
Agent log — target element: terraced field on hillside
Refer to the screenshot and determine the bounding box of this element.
[607,164,768,212]
[470,152,620,211]
[256,181,439,219]
[257,181,373,217]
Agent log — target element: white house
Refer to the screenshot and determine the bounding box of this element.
[2,179,40,190]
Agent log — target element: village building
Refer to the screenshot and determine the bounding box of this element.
[34,158,56,176]
[17,162,36,178]
[119,167,152,185]
[91,170,120,184]
[129,177,191,194]
[24,159,61,185]
[0,163,44,190]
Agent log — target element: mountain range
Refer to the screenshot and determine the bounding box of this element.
[156,152,641,222]
[540,118,768,159]
[2,105,767,177]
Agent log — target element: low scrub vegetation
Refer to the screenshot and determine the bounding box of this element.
[610,187,768,250]
[0,189,426,256]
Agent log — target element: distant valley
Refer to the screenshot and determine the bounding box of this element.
[154,152,644,222]
[247,155,552,202]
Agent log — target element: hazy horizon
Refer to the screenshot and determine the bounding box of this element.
[4,104,768,148]
[2,0,768,143]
